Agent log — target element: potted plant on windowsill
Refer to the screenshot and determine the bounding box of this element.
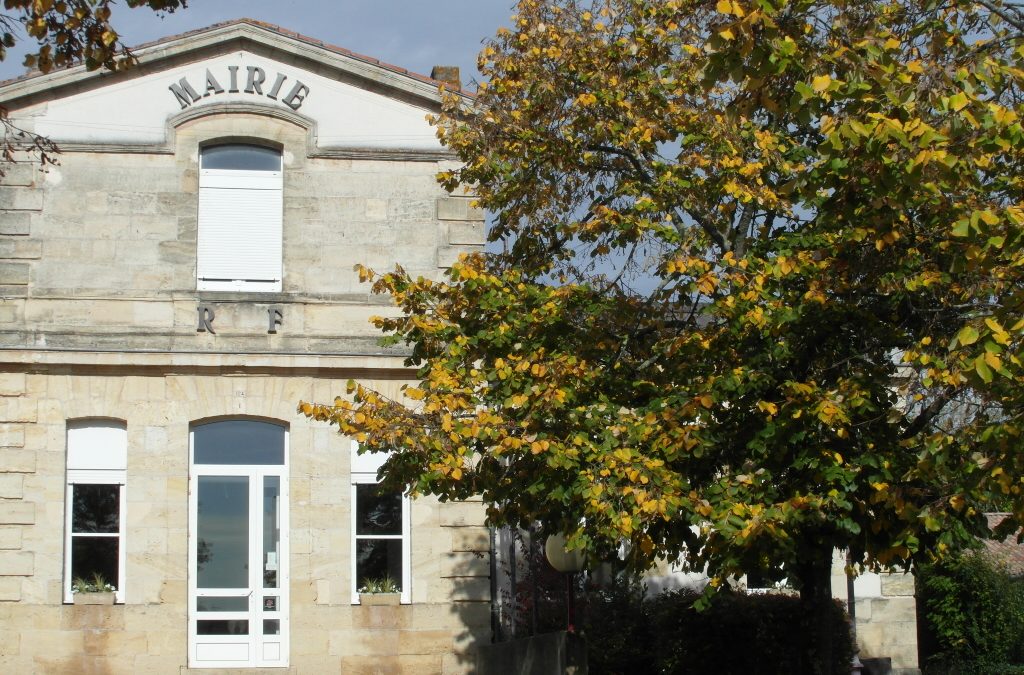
[71,573,116,605]
[358,575,401,606]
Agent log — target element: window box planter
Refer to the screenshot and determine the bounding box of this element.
[359,592,401,606]
[73,592,116,606]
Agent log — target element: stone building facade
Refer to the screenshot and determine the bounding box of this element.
[0,20,489,673]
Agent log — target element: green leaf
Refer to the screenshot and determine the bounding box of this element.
[975,356,993,384]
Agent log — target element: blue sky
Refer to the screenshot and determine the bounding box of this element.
[0,1,515,84]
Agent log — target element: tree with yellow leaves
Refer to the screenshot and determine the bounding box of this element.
[302,1,1024,670]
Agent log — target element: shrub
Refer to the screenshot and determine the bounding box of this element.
[582,578,654,675]
[918,552,1024,674]
[584,584,854,675]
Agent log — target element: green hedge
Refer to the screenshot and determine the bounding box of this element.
[585,585,854,675]
[918,552,1024,674]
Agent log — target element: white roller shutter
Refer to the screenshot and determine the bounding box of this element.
[197,168,283,292]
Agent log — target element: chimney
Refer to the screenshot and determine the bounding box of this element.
[430,66,461,91]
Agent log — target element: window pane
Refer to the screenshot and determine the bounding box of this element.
[197,596,249,612]
[193,420,285,465]
[202,145,280,171]
[71,536,118,589]
[355,539,402,591]
[356,484,401,535]
[263,620,280,635]
[72,484,119,533]
[263,476,280,589]
[197,476,249,588]
[197,619,249,635]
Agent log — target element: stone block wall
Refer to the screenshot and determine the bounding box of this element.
[0,162,41,305]
[0,69,489,673]
[830,551,920,674]
[0,112,484,356]
[0,367,491,673]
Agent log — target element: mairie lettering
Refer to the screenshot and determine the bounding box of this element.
[169,65,310,111]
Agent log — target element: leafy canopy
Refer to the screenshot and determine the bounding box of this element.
[302,0,1024,590]
[1,0,188,169]
[0,0,186,73]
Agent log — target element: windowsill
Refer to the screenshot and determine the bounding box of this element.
[196,291,292,303]
[65,597,123,606]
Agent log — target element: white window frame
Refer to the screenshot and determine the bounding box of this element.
[196,144,283,292]
[350,441,411,604]
[64,420,128,604]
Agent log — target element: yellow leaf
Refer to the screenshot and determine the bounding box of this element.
[978,209,999,226]
[984,350,1002,371]
[957,325,979,346]
[812,74,832,93]
[719,27,735,40]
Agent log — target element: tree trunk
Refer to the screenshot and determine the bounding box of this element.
[797,554,837,675]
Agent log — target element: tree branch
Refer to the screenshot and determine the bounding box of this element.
[976,0,1024,33]
[900,387,954,440]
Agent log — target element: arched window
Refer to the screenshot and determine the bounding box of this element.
[197,144,283,292]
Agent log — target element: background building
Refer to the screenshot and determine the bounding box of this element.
[0,19,489,672]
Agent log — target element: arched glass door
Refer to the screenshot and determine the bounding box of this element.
[188,420,289,668]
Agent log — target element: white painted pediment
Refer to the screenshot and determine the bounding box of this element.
[0,21,457,152]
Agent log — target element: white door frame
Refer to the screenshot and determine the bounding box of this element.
[188,426,289,669]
